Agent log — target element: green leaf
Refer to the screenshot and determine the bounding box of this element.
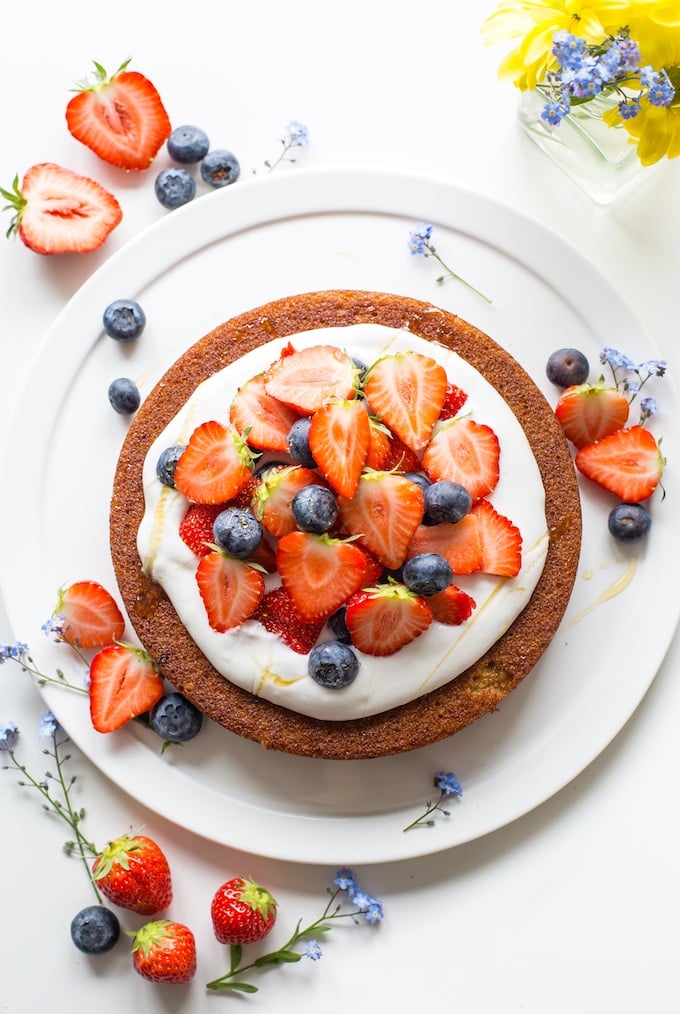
[210,981,259,993]
[254,950,302,967]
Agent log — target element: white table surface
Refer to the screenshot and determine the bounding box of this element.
[1,2,679,1011]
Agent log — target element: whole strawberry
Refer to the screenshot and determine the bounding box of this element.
[131,920,196,984]
[211,877,278,944]
[92,834,172,915]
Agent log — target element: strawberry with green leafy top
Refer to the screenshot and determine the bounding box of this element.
[471,499,522,577]
[131,920,196,983]
[211,876,278,945]
[196,551,265,631]
[230,373,300,452]
[53,580,125,649]
[93,833,173,914]
[252,464,321,537]
[89,643,164,732]
[345,582,432,655]
[174,420,255,504]
[263,344,357,412]
[66,59,171,171]
[1,163,122,254]
[309,398,370,497]
[337,471,424,570]
[555,383,630,448]
[276,532,368,621]
[423,418,500,501]
[363,351,447,451]
[575,425,664,502]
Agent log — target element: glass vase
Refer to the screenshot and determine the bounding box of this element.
[518,89,650,206]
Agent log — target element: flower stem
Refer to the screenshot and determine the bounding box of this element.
[426,243,492,303]
[402,790,450,832]
[17,653,88,696]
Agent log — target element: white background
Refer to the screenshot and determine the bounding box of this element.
[1,2,679,1011]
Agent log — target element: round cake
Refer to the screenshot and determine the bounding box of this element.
[110,290,582,759]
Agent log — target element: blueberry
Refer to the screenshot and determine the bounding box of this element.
[213,506,263,558]
[424,480,472,524]
[309,640,359,689]
[154,167,196,209]
[291,485,338,533]
[286,418,317,468]
[149,691,204,742]
[102,299,146,342]
[70,905,121,955]
[608,502,652,542]
[167,124,210,164]
[327,605,351,644]
[402,553,453,596]
[200,149,241,187]
[404,471,432,496]
[546,347,590,387]
[108,377,141,415]
[156,444,185,488]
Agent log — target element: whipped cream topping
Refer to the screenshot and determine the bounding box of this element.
[138,323,549,721]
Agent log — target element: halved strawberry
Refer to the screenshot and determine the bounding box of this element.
[406,517,483,575]
[470,499,522,577]
[53,580,125,649]
[89,643,164,733]
[363,351,447,451]
[337,471,424,570]
[438,382,469,420]
[229,373,300,452]
[174,421,255,504]
[555,383,630,448]
[276,532,367,621]
[429,585,477,625]
[2,163,122,254]
[575,425,663,502]
[354,546,385,586]
[263,344,357,413]
[252,465,322,537]
[422,418,500,501]
[179,503,225,556]
[381,434,422,473]
[253,586,324,653]
[309,399,370,498]
[345,582,432,656]
[65,59,171,171]
[195,552,265,632]
[365,417,392,469]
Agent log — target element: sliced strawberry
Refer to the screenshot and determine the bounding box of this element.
[174,421,255,505]
[354,546,385,586]
[363,351,447,451]
[555,383,630,448]
[179,503,225,556]
[263,345,357,413]
[2,163,122,255]
[381,433,422,473]
[53,580,125,649]
[253,586,324,653]
[308,399,370,498]
[470,499,522,577]
[195,552,265,632]
[337,472,424,570]
[345,582,432,656]
[575,425,663,502]
[365,417,392,469]
[276,532,367,621]
[438,382,469,420]
[429,585,477,625]
[89,643,164,733]
[422,418,500,501]
[252,465,322,538]
[65,59,171,171]
[406,517,483,575]
[229,373,300,452]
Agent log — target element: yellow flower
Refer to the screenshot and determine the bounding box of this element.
[480,1,671,89]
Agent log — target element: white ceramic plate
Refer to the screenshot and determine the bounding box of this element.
[1,167,677,865]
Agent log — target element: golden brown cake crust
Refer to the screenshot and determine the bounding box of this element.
[110,290,581,759]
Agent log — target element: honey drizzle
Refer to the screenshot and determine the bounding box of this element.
[569,557,637,625]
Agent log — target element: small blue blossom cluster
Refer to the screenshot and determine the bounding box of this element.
[0,718,19,751]
[600,347,667,425]
[263,120,310,172]
[333,867,384,924]
[0,635,89,695]
[0,641,29,663]
[403,770,463,831]
[540,29,675,127]
[408,223,492,302]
